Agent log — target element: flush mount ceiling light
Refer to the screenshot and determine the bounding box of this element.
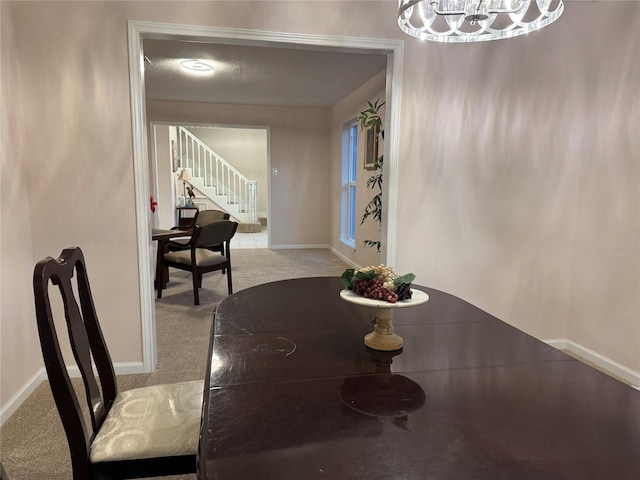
[398,0,564,43]
[180,59,215,74]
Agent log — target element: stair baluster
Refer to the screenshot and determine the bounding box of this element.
[176,127,258,224]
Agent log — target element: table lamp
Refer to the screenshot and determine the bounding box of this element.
[177,168,192,199]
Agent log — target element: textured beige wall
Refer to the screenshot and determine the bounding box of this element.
[2,1,639,411]
[393,3,640,371]
[147,100,331,246]
[1,3,41,408]
[564,5,640,364]
[1,1,145,408]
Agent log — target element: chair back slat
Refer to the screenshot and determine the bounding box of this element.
[33,248,117,470]
[73,253,117,420]
[194,220,238,251]
[54,272,106,429]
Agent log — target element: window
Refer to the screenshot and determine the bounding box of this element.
[341,120,358,248]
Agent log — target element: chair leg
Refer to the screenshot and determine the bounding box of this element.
[192,270,200,305]
[227,266,233,295]
[219,246,226,274]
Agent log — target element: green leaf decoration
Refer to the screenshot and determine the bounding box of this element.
[393,273,416,286]
[355,270,378,280]
[361,240,381,252]
[341,269,355,289]
[358,98,385,250]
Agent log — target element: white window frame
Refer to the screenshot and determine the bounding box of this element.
[341,119,358,248]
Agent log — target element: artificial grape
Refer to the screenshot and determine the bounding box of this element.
[351,277,400,304]
[347,265,414,303]
[358,264,399,291]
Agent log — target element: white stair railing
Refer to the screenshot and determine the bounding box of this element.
[177,127,258,223]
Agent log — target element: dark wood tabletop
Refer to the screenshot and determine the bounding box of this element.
[151,228,189,292]
[198,277,640,480]
[152,228,189,241]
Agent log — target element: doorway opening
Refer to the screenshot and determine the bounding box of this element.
[128,21,403,372]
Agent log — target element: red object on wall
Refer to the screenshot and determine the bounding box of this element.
[150,195,158,213]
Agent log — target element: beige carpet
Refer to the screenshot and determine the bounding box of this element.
[0,248,349,480]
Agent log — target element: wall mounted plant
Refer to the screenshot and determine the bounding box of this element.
[358,98,384,252]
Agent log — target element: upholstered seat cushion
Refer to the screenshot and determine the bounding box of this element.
[164,249,227,268]
[90,380,203,463]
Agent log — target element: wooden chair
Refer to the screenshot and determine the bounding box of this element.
[33,247,202,480]
[161,220,238,305]
[169,209,230,255]
[170,209,230,236]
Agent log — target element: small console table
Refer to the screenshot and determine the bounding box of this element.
[176,206,198,228]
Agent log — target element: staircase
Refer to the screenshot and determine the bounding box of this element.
[177,126,258,224]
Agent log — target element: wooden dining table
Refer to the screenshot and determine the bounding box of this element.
[151,228,189,293]
[198,277,640,480]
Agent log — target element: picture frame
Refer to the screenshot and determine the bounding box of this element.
[364,126,378,170]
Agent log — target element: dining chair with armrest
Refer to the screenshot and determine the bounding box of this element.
[33,247,202,480]
[162,220,238,305]
[169,209,230,254]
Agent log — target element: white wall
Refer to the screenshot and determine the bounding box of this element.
[152,125,176,229]
[2,1,639,416]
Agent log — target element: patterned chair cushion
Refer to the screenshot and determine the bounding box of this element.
[90,380,202,463]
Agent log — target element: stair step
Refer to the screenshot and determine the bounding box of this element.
[237,222,262,233]
[181,144,255,224]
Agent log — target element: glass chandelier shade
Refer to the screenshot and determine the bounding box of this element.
[398,0,564,43]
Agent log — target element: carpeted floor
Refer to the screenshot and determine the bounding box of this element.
[0,248,349,480]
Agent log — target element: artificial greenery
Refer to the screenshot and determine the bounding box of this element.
[341,268,416,290]
[358,98,385,252]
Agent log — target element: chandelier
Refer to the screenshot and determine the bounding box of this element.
[398,0,564,43]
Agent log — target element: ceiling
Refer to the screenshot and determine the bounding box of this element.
[143,39,388,107]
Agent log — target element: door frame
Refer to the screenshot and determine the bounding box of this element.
[127,20,404,372]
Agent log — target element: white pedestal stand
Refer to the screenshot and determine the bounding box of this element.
[340,289,430,351]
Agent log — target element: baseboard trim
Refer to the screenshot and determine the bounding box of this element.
[545,338,640,389]
[329,247,360,270]
[0,361,145,426]
[0,368,47,426]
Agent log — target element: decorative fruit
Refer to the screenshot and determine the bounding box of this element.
[342,265,415,303]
